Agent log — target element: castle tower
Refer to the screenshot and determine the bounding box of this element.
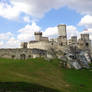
[78,34,91,50]
[58,24,67,37]
[68,36,77,45]
[81,34,89,40]
[57,24,67,46]
[34,32,42,41]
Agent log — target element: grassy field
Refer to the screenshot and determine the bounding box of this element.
[0,58,92,92]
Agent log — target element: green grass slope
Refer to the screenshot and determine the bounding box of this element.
[0,58,92,92]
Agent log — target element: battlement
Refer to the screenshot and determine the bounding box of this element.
[34,32,42,35]
[78,33,91,50]
[34,32,48,42]
[68,36,77,45]
[81,34,89,40]
[57,24,66,27]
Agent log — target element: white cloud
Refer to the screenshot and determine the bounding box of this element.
[0,2,20,19]
[78,15,92,40]
[43,27,58,38]
[0,23,91,48]
[10,0,64,18]
[44,25,80,39]
[0,41,4,47]
[0,38,20,48]
[67,25,80,39]
[0,32,20,48]
[0,32,13,40]
[5,37,20,48]
[17,22,41,41]
[0,22,41,48]
[0,0,64,20]
[66,0,92,15]
[0,0,92,21]
[17,23,80,42]
[0,0,92,48]
[9,0,92,17]
[81,29,92,40]
[23,16,31,23]
[78,15,92,28]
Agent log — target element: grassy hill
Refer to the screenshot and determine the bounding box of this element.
[0,58,92,92]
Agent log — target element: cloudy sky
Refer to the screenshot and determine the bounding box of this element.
[0,0,92,48]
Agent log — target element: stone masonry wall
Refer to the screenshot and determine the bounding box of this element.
[0,49,47,59]
[28,41,52,50]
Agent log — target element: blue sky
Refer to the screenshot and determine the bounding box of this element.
[38,6,84,30]
[0,6,83,33]
[0,0,92,48]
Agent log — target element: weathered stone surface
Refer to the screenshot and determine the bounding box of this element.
[0,49,47,59]
[0,24,92,70]
[63,46,91,69]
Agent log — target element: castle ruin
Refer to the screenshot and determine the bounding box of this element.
[21,24,68,50]
[0,24,92,69]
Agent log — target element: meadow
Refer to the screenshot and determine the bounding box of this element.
[0,58,92,92]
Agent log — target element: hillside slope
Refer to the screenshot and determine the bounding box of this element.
[0,58,92,92]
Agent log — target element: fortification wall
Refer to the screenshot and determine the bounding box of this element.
[0,49,32,59]
[41,37,48,41]
[28,41,52,50]
[0,49,47,59]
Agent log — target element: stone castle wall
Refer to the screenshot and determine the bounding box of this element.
[0,49,47,59]
[0,24,92,61]
[78,34,91,50]
[28,41,52,50]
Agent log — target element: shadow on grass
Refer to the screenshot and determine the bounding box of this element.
[0,82,60,92]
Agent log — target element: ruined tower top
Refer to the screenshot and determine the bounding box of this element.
[58,24,66,37]
[34,32,42,41]
[34,32,42,35]
[81,34,89,40]
[57,24,67,46]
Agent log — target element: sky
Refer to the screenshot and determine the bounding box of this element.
[0,0,92,48]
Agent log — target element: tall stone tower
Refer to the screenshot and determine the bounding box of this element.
[57,24,67,46]
[78,34,91,50]
[58,24,66,37]
[34,32,42,41]
[81,34,89,40]
[68,36,77,45]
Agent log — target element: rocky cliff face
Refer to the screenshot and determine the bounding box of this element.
[47,45,92,70]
